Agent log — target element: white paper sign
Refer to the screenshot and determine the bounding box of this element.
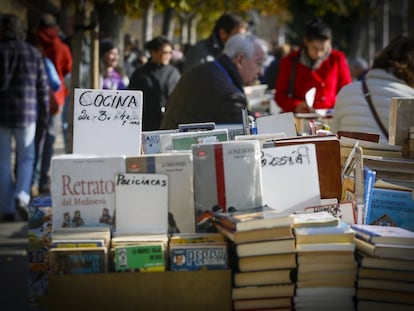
[115,173,169,235]
[256,112,297,137]
[261,143,321,214]
[73,88,143,156]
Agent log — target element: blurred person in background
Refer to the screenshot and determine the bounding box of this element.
[36,13,72,193]
[100,38,129,90]
[128,36,181,130]
[331,36,414,144]
[348,56,369,81]
[275,18,352,113]
[182,12,248,73]
[160,33,267,129]
[0,14,49,221]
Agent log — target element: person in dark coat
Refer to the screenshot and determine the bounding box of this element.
[128,36,181,131]
[160,33,267,130]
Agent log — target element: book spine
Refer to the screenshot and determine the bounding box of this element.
[363,167,376,225]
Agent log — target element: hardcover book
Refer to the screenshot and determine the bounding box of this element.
[238,253,297,272]
[296,242,355,252]
[213,208,293,232]
[356,252,414,271]
[236,238,295,257]
[192,141,263,231]
[125,153,195,233]
[301,201,356,225]
[233,297,292,311]
[216,224,294,244]
[50,154,125,232]
[261,143,321,214]
[294,222,355,244]
[115,173,169,235]
[357,288,414,305]
[234,269,293,287]
[169,232,224,244]
[270,134,342,200]
[232,283,295,300]
[354,236,414,260]
[169,242,228,271]
[113,243,166,272]
[292,211,340,228]
[351,224,414,245]
[358,267,414,282]
[365,188,414,231]
[49,247,108,274]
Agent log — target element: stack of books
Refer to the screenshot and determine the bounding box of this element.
[293,212,357,311]
[352,224,414,310]
[214,208,296,311]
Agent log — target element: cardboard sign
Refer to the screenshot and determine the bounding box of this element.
[73,88,143,156]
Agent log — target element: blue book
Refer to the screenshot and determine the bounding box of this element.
[366,188,414,231]
[363,166,376,224]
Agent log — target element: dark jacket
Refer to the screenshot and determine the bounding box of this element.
[160,54,247,130]
[128,61,181,131]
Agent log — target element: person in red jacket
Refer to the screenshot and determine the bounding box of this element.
[274,18,352,113]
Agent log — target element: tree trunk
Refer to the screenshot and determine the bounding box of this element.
[162,7,176,40]
[142,1,155,44]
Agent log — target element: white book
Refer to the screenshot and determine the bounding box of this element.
[141,129,177,154]
[115,173,169,235]
[256,112,297,136]
[50,154,125,232]
[125,153,195,233]
[261,144,321,214]
[73,88,143,156]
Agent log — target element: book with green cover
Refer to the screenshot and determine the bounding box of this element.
[114,243,166,272]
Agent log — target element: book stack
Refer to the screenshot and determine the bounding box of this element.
[169,233,228,271]
[352,224,414,310]
[293,212,357,311]
[214,208,296,311]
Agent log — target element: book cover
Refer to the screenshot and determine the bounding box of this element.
[238,253,297,272]
[354,236,414,260]
[141,129,177,154]
[232,284,295,300]
[302,201,356,225]
[389,97,414,158]
[73,88,143,156]
[170,243,228,271]
[113,243,166,272]
[125,153,195,233]
[234,269,293,287]
[50,154,125,232]
[366,188,414,231]
[49,247,108,274]
[363,166,377,225]
[213,208,293,232]
[160,128,229,152]
[261,144,321,214]
[292,211,339,228]
[192,140,263,231]
[236,238,295,257]
[115,173,169,235]
[233,297,292,311]
[216,224,294,244]
[271,135,342,200]
[294,222,355,244]
[351,224,414,245]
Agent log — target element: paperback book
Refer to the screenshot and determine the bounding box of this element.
[113,243,166,272]
[351,224,414,245]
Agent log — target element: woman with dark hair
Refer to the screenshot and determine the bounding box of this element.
[100,38,129,90]
[274,18,352,113]
[128,36,181,130]
[331,36,414,143]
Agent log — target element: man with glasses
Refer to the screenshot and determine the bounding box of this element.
[160,33,267,130]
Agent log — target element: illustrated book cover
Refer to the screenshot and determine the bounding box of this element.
[113,243,166,272]
[351,224,414,245]
[50,154,125,232]
[125,153,195,233]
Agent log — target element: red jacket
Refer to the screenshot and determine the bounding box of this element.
[37,27,73,106]
[274,48,351,112]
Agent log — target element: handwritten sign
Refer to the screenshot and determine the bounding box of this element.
[261,143,321,214]
[115,173,169,235]
[73,88,143,156]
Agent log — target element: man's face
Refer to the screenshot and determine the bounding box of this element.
[304,38,331,61]
[237,45,266,86]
